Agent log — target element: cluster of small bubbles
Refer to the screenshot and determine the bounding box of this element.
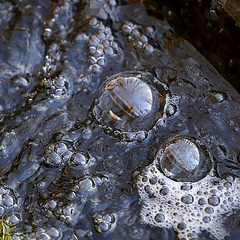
[41,74,70,99]
[75,17,119,74]
[91,71,169,136]
[42,1,75,41]
[121,21,154,54]
[0,130,18,159]
[0,187,18,221]
[44,142,95,169]
[120,131,148,143]
[93,211,116,234]
[136,137,240,239]
[41,0,81,77]
[44,142,72,167]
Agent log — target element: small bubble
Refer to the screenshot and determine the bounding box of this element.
[62,150,72,162]
[181,194,194,204]
[121,24,132,35]
[155,213,165,223]
[143,43,153,54]
[177,222,187,230]
[54,142,67,155]
[131,29,140,38]
[203,216,211,223]
[149,176,158,185]
[82,128,92,139]
[97,57,106,66]
[135,131,147,142]
[181,184,192,191]
[160,186,169,196]
[208,196,220,206]
[71,153,87,166]
[2,193,14,208]
[205,207,214,214]
[67,192,76,200]
[78,178,93,190]
[198,197,207,206]
[45,151,62,167]
[103,46,114,56]
[166,104,177,117]
[46,227,61,239]
[211,91,227,103]
[36,233,51,240]
[4,212,21,226]
[44,200,57,210]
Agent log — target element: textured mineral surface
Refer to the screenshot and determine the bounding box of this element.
[0,0,239,240]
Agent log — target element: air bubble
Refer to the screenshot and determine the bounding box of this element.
[208,196,220,206]
[198,198,207,206]
[158,136,212,182]
[166,104,177,117]
[155,213,165,222]
[70,153,87,166]
[143,43,153,54]
[45,151,62,167]
[205,207,214,214]
[91,71,166,133]
[178,222,187,230]
[46,227,61,239]
[210,91,227,103]
[181,194,194,204]
[4,212,21,226]
[203,216,211,223]
[160,186,169,196]
[2,193,14,208]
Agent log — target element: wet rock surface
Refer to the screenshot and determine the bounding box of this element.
[0,0,239,240]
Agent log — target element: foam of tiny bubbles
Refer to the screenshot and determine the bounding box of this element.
[137,159,240,240]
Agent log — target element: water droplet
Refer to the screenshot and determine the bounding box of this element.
[158,136,212,182]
